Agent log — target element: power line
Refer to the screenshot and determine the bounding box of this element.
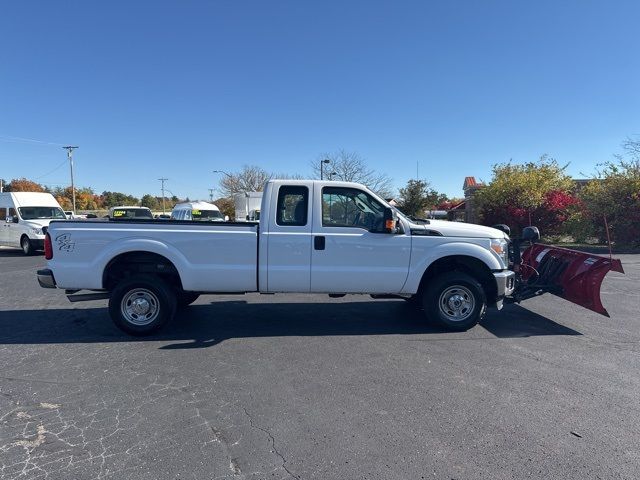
[34,159,68,180]
[0,135,65,146]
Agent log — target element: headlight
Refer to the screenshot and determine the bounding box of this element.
[31,227,43,235]
[490,238,509,266]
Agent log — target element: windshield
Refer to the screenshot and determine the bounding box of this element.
[18,207,66,220]
[191,209,223,220]
[111,208,153,219]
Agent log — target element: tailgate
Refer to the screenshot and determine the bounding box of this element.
[520,244,624,316]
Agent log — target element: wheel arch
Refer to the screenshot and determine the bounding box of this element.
[417,255,498,306]
[102,251,184,292]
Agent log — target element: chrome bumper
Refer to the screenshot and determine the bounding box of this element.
[493,270,516,298]
[37,269,57,289]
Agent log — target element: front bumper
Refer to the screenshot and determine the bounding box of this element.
[493,270,516,298]
[37,269,57,289]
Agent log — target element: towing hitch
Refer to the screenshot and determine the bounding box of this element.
[511,243,624,316]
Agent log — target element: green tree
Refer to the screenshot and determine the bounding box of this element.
[397,179,447,217]
[579,157,640,245]
[141,194,159,210]
[100,191,140,208]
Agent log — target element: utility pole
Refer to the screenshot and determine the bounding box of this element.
[208,189,215,202]
[0,179,3,192]
[158,178,168,214]
[62,146,79,213]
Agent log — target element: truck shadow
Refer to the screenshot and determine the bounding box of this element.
[0,248,34,257]
[0,300,580,348]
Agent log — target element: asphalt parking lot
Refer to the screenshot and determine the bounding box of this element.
[1,248,639,479]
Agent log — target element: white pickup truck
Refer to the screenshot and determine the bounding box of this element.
[37,179,622,335]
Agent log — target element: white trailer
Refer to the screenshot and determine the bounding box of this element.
[234,191,262,221]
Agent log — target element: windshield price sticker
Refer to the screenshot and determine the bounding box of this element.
[113,210,125,217]
[192,210,201,216]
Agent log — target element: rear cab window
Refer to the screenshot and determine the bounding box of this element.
[276,186,308,226]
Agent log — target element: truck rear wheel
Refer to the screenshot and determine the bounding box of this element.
[108,275,177,336]
[422,272,486,331]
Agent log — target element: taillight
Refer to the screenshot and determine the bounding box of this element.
[44,233,53,260]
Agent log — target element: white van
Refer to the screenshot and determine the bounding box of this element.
[171,201,228,222]
[0,192,66,255]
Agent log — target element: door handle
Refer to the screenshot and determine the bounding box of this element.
[314,236,325,250]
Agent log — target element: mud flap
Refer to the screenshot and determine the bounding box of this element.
[519,244,624,316]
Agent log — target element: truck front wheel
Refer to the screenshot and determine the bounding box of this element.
[108,275,177,336]
[422,272,486,331]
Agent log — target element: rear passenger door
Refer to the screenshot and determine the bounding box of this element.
[265,183,313,292]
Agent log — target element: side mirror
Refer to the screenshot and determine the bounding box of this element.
[383,207,397,233]
[521,226,540,243]
[224,215,230,222]
[5,216,11,223]
[492,224,511,236]
[245,215,249,221]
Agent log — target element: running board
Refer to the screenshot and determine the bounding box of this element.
[67,292,110,303]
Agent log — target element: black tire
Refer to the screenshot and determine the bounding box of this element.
[21,236,34,256]
[422,271,486,331]
[108,275,177,336]
[177,292,200,308]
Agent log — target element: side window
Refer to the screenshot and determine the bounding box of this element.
[322,187,385,231]
[8,208,17,218]
[276,186,308,226]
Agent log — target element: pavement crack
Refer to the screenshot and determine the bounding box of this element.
[242,407,299,480]
[194,407,244,478]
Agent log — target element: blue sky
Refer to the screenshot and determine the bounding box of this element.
[1,0,639,200]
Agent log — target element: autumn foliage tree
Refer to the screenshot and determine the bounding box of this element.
[475,156,576,236]
[5,178,46,192]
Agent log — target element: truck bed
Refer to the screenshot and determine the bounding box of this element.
[46,219,260,292]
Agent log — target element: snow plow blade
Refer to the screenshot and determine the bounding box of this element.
[519,244,624,316]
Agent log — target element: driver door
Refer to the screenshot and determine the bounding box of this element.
[310,186,411,293]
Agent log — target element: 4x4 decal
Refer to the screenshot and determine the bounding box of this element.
[55,233,75,252]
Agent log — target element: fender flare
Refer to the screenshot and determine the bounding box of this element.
[402,241,502,294]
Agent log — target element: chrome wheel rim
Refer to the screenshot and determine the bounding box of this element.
[22,238,29,253]
[438,285,475,322]
[121,288,160,326]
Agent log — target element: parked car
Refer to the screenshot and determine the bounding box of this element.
[0,191,66,254]
[171,201,228,221]
[107,206,153,219]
